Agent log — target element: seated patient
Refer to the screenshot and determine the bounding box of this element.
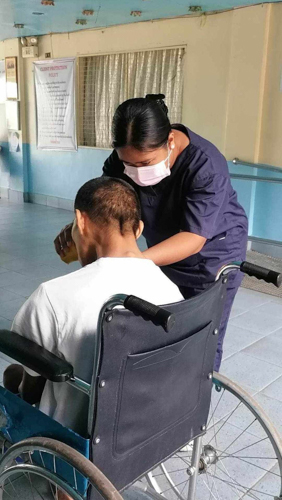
[4,177,183,436]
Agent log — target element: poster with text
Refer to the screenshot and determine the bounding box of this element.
[34,58,77,151]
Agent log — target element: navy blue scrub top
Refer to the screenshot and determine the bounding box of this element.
[103,124,248,297]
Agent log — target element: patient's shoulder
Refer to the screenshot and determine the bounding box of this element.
[43,261,100,294]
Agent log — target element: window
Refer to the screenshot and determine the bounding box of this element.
[78,47,185,148]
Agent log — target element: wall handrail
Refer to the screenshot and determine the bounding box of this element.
[230,174,282,184]
[233,158,282,174]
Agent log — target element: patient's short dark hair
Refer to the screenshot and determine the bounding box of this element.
[74,177,141,235]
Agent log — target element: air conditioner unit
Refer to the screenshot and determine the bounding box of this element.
[22,46,39,58]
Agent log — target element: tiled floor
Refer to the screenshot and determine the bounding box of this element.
[222,288,282,435]
[0,198,282,413]
[0,198,282,498]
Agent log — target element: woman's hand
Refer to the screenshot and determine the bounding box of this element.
[54,222,74,257]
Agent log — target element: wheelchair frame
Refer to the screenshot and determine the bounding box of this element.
[0,260,280,500]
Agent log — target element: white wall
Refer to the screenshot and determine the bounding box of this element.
[21,4,270,161]
[260,3,282,165]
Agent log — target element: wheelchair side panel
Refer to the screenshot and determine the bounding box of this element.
[0,387,90,496]
[0,386,89,456]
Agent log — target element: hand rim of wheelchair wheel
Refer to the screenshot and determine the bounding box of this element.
[0,436,123,500]
[146,373,282,500]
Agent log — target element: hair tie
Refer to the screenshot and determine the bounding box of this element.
[145,94,168,116]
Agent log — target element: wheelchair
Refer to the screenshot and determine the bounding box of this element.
[0,261,281,500]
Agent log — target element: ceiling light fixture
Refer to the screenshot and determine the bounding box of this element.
[76,19,87,25]
[29,37,38,46]
[130,10,142,16]
[82,9,94,16]
[188,5,202,12]
[41,0,55,6]
[14,23,24,28]
[21,36,39,48]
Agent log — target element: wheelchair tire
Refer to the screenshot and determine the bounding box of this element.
[0,436,123,500]
[146,372,282,500]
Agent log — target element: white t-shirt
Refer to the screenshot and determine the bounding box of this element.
[12,258,183,435]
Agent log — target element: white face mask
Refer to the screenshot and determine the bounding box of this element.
[123,145,172,187]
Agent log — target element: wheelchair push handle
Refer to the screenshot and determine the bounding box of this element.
[240,261,282,288]
[124,295,175,332]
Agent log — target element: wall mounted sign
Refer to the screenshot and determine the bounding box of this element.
[5,57,18,100]
[8,130,21,153]
[34,58,77,151]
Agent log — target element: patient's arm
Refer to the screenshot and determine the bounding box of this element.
[20,370,46,405]
[4,364,46,405]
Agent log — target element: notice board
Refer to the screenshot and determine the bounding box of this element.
[34,58,77,151]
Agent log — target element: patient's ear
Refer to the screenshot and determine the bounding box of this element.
[75,209,87,234]
[136,220,144,240]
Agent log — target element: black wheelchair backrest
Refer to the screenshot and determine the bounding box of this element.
[89,277,227,492]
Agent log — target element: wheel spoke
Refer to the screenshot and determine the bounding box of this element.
[27,472,36,500]
[7,477,21,498]
[0,483,14,498]
[179,478,187,497]
[39,451,46,468]
[84,480,92,497]
[206,470,261,500]
[218,453,279,476]
[202,478,217,500]
[175,453,192,467]
[207,400,242,444]
[161,478,189,495]
[226,436,269,457]
[219,453,277,460]
[49,482,58,500]
[218,418,258,458]
[147,375,282,500]
[150,468,189,478]
[73,467,78,492]
[217,459,243,498]
[210,467,278,499]
[205,465,219,500]
[207,388,226,428]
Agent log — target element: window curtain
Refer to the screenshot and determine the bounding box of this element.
[79,47,185,148]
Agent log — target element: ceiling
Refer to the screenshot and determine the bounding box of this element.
[0,0,280,42]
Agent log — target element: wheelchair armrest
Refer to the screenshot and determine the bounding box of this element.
[0,330,73,382]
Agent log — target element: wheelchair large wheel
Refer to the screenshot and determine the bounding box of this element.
[146,373,282,500]
[0,437,123,499]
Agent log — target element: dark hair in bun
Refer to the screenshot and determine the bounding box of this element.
[112,94,171,151]
[145,94,169,116]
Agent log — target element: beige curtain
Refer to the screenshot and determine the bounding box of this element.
[79,47,185,148]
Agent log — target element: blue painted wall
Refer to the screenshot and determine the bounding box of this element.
[27,145,109,199]
[1,143,282,243]
[228,161,282,242]
[0,141,29,194]
[252,182,282,241]
[0,142,10,190]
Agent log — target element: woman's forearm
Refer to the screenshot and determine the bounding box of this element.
[143,232,206,267]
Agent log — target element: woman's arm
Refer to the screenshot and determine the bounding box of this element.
[143,232,206,267]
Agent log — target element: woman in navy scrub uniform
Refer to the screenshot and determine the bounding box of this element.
[55,94,248,370]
